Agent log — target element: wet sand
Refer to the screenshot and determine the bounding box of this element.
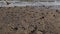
[0,6,60,34]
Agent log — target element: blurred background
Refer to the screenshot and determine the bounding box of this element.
[0,0,60,2]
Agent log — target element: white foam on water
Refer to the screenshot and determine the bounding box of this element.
[0,1,60,8]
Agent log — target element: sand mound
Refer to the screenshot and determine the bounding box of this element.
[0,6,60,34]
